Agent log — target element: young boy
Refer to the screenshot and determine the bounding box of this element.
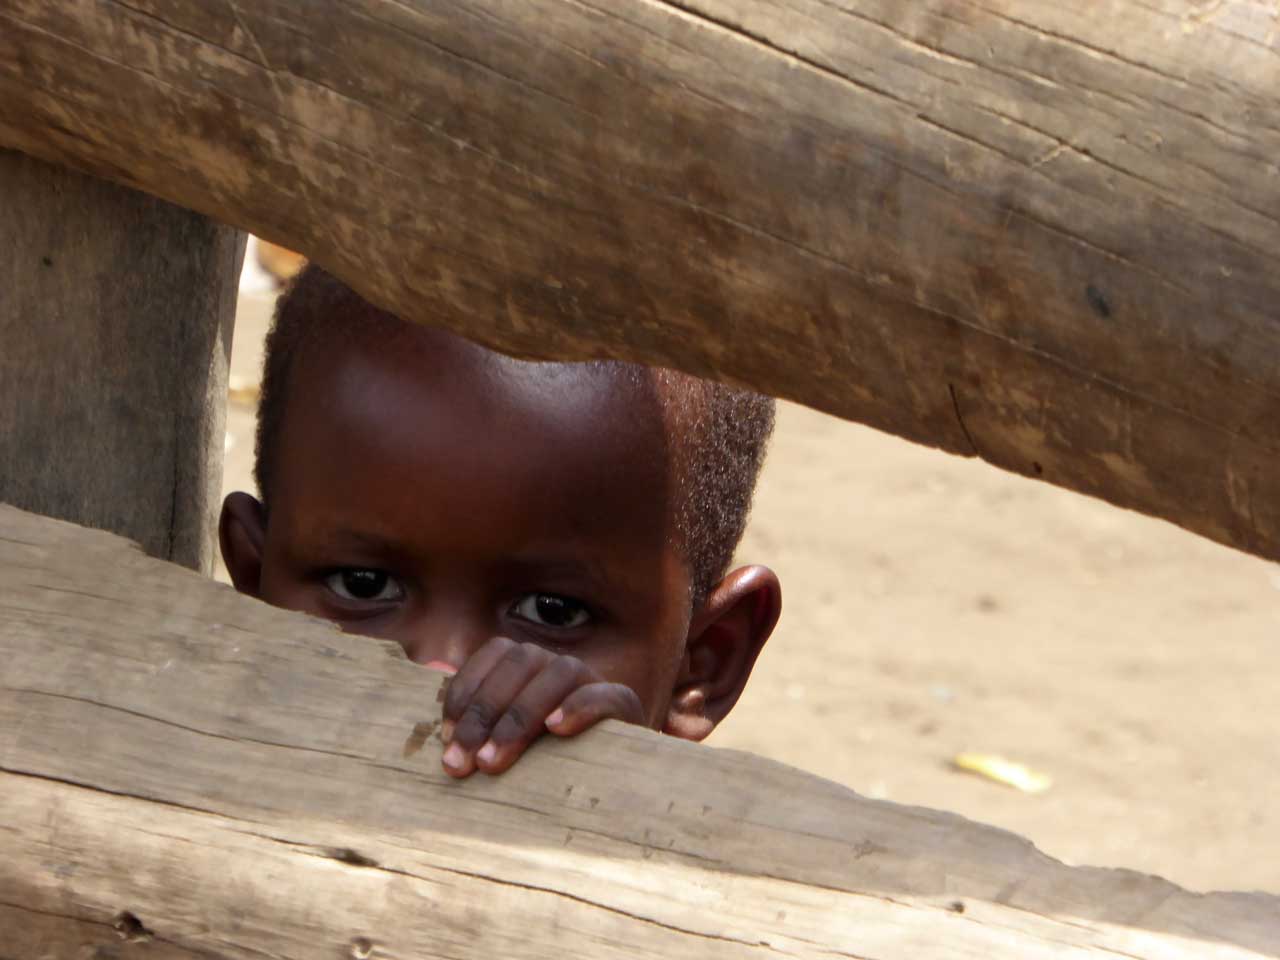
[220,266,781,779]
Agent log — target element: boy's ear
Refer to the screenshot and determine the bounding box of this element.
[219,492,267,597]
[663,565,781,742]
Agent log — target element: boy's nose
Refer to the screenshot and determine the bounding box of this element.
[398,610,490,672]
[420,659,458,676]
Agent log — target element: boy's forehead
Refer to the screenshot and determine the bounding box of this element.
[277,326,683,533]
[291,324,671,444]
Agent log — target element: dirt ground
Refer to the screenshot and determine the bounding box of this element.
[221,276,1279,896]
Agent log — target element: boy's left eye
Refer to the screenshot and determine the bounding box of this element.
[510,593,591,629]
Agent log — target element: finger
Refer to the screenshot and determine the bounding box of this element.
[442,636,519,732]
[473,656,593,775]
[442,643,552,777]
[440,637,521,779]
[545,683,645,737]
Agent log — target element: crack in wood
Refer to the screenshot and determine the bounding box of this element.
[644,0,916,107]
[949,383,982,458]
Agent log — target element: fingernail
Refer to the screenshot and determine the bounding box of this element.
[546,708,565,728]
[441,719,455,743]
[477,741,497,766]
[442,742,466,769]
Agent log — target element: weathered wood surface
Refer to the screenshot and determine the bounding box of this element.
[2,1,1279,561]
[0,149,244,575]
[1,504,1278,958]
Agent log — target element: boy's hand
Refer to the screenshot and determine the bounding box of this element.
[440,636,644,778]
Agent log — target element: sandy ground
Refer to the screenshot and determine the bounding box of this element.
[221,280,1279,896]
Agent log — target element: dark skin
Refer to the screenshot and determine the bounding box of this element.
[221,325,781,777]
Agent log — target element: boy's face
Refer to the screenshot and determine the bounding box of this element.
[228,328,713,729]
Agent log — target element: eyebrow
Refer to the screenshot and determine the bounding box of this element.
[293,526,408,558]
[501,551,620,594]
[293,528,624,592]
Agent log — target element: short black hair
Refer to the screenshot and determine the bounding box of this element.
[254,265,775,604]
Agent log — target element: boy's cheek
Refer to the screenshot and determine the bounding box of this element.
[595,644,684,731]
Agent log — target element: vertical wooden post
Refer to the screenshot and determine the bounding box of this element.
[0,150,244,574]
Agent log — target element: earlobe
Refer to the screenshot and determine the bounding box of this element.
[663,565,781,742]
[218,492,268,597]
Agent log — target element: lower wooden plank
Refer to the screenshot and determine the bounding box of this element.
[1,503,1276,958]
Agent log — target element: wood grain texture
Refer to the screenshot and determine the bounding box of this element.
[1,503,1278,958]
[0,149,244,574]
[2,1,1278,561]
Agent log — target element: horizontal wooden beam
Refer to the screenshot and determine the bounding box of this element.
[1,2,1277,562]
[1,503,1278,957]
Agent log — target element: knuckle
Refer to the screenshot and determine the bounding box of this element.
[549,654,590,684]
[499,643,537,670]
[491,705,532,744]
[461,699,498,731]
[443,683,474,719]
[484,635,517,657]
[560,654,589,675]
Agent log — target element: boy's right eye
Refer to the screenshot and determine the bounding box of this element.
[324,569,405,604]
